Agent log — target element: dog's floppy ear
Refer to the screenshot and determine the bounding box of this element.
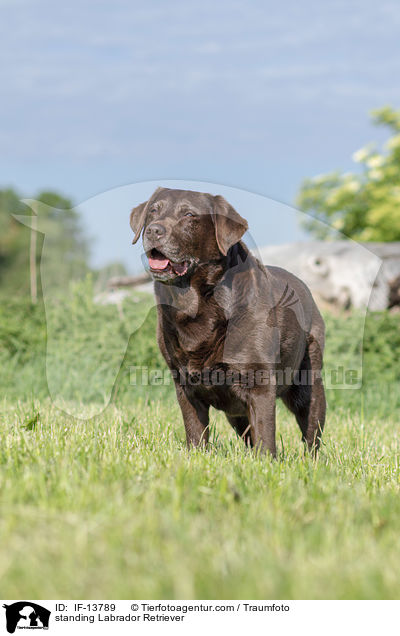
[130,187,165,245]
[212,195,248,255]
[130,201,148,245]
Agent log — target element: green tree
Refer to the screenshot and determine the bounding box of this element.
[0,187,90,296]
[33,190,91,290]
[0,188,33,293]
[296,106,400,241]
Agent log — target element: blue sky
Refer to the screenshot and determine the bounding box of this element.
[1,0,400,271]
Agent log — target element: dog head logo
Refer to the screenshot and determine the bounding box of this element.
[2,602,51,633]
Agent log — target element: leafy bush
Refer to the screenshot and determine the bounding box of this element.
[0,282,399,417]
[0,280,169,405]
[297,106,400,241]
[0,297,46,360]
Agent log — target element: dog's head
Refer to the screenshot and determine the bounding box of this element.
[130,187,248,282]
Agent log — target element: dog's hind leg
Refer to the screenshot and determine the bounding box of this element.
[282,337,326,454]
[305,333,326,453]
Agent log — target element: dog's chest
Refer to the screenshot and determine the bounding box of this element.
[187,380,248,416]
[167,316,250,416]
[173,315,226,372]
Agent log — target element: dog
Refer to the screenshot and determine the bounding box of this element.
[130,187,326,457]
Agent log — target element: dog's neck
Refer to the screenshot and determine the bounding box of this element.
[153,241,255,319]
[154,260,224,318]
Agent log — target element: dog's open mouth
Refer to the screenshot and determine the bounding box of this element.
[148,249,189,276]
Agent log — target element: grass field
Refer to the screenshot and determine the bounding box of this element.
[1,283,400,599]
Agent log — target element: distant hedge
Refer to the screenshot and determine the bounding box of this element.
[1,283,399,416]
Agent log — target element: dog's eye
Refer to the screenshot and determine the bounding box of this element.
[150,208,158,214]
[184,211,195,217]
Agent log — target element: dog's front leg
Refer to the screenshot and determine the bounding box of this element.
[175,383,210,448]
[248,385,277,458]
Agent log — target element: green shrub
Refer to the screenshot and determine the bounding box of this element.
[0,282,399,417]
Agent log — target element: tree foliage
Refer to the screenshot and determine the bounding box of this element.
[296,106,400,241]
[0,187,90,295]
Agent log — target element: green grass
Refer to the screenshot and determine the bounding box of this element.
[0,282,400,599]
[1,398,399,599]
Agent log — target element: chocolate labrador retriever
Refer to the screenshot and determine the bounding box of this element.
[130,187,326,457]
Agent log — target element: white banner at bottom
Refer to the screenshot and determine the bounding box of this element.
[1,600,398,635]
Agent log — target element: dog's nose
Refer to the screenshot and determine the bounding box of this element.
[145,223,166,239]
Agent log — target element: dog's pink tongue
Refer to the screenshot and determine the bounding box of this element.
[149,255,170,270]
